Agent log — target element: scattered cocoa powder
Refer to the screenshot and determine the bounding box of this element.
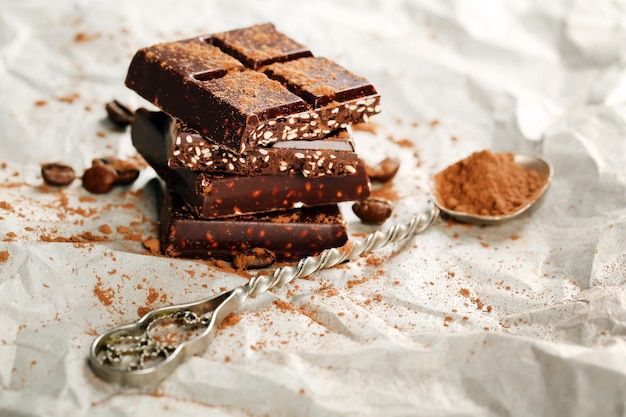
[0,201,13,211]
[94,277,114,306]
[99,224,113,234]
[58,93,80,104]
[273,299,295,312]
[318,286,339,296]
[142,238,160,254]
[369,182,398,202]
[434,150,543,216]
[346,278,368,288]
[218,313,241,329]
[146,287,160,304]
[137,306,151,317]
[365,254,383,267]
[352,122,378,134]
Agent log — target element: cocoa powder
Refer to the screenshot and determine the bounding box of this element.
[434,150,543,216]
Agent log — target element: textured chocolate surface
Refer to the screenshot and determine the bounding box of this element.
[168,118,359,177]
[132,109,371,218]
[263,57,377,108]
[160,189,348,261]
[210,23,312,70]
[125,23,380,152]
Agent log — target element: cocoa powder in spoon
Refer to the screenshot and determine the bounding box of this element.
[434,150,543,216]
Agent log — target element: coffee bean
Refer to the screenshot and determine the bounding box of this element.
[105,100,135,127]
[41,162,75,186]
[82,164,119,194]
[233,248,276,270]
[94,157,140,185]
[352,198,394,224]
[366,157,400,183]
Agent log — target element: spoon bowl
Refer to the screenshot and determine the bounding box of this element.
[434,153,553,225]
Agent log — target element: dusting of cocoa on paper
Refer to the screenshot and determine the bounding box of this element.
[352,122,378,134]
[218,313,241,329]
[94,276,115,307]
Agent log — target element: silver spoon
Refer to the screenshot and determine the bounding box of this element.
[89,208,439,386]
[89,153,553,386]
[434,153,553,225]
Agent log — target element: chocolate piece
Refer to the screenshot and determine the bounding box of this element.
[210,23,312,70]
[160,190,348,261]
[126,24,380,152]
[41,162,75,186]
[168,119,359,177]
[352,198,393,225]
[132,109,371,218]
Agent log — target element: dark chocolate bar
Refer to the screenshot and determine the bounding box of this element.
[160,189,348,261]
[169,120,359,177]
[132,109,371,218]
[125,23,380,152]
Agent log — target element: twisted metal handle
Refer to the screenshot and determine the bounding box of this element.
[245,205,439,298]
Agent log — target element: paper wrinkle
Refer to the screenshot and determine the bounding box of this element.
[0,314,19,386]
[590,223,626,287]
[514,92,564,141]
[564,0,626,66]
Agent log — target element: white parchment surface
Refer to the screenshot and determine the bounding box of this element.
[1,1,626,416]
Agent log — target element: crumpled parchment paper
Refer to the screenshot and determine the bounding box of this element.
[1,0,625,416]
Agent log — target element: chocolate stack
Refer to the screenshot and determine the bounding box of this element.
[127,23,381,262]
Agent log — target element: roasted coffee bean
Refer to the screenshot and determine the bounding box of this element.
[41,162,75,186]
[366,157,400,183]
[105,100,135,127]
[352,198,394,225]
[233,248,276,270]
[94,157,140,185]
[82,164,119,194]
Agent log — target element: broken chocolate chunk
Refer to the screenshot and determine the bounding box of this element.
[125,24,380,152]
[168,120,359,177]
[132,109,371,218]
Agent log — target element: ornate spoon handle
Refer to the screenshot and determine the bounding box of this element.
[89,206,439,386]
